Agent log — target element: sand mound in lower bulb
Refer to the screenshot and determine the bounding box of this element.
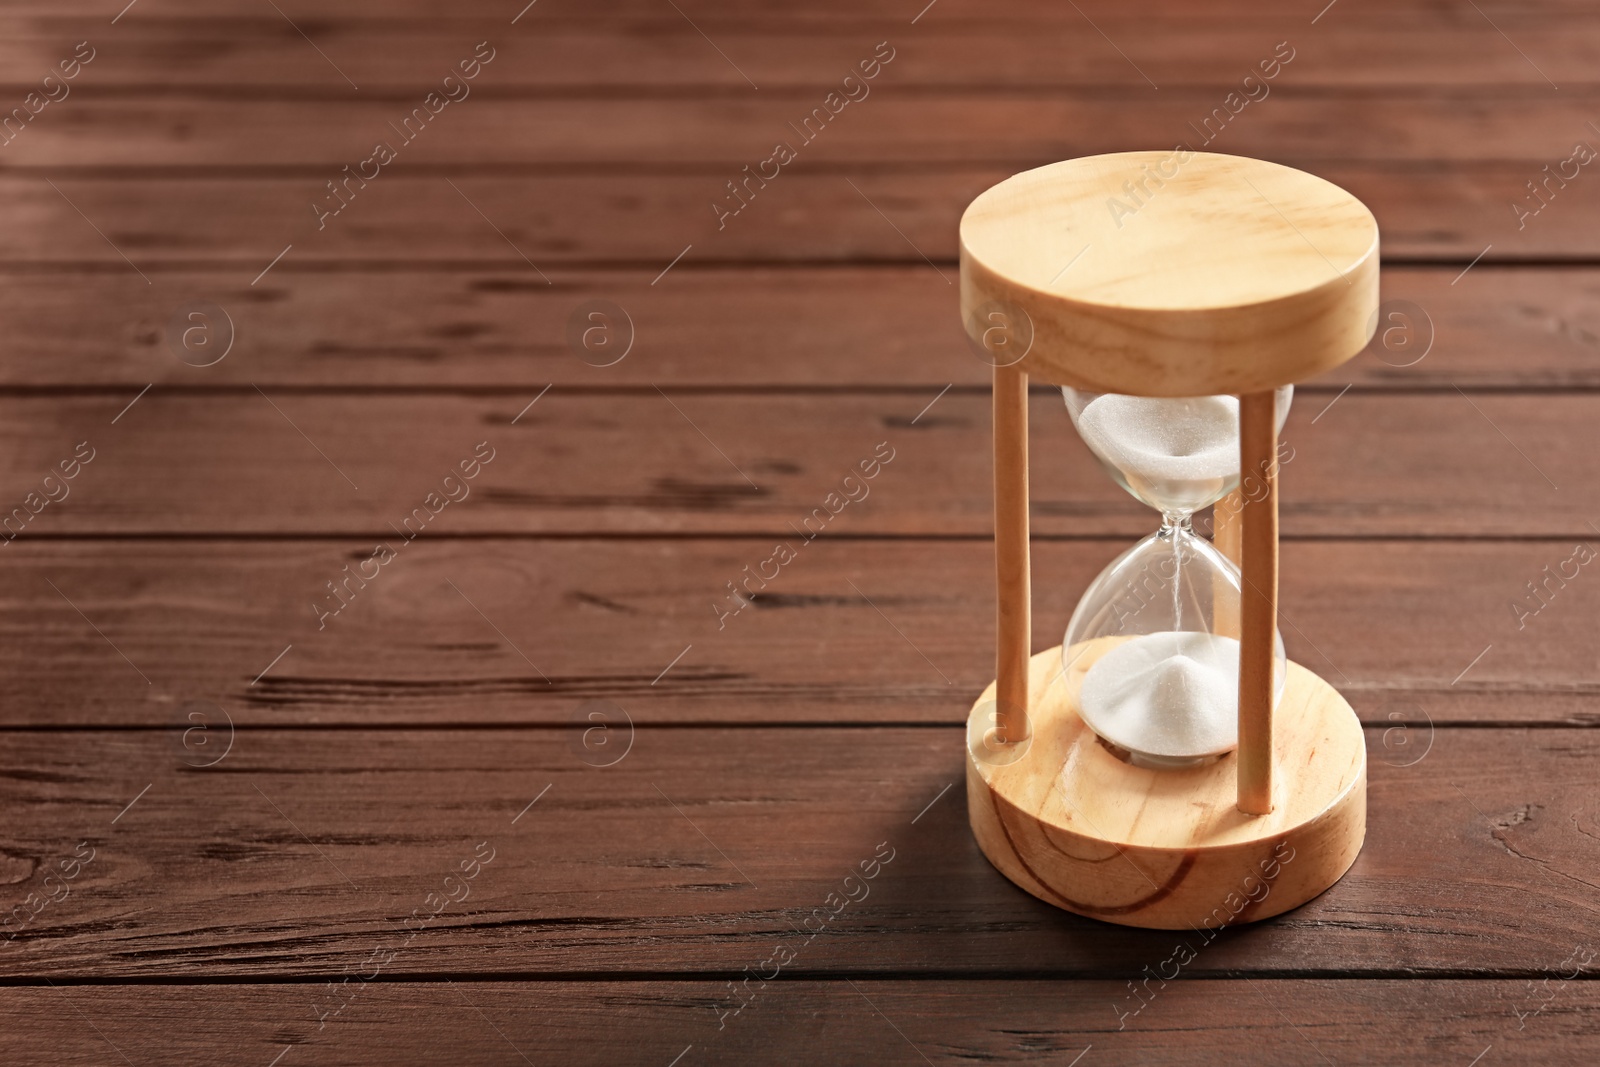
[1077,631,1241,766]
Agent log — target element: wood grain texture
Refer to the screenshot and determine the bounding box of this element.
[968,645,1365,927]
[1238,391,1281,812]
[0,166,1588,269]
[7,0,1599,17]
[4,15,1600,91]
[0,391,1588,537]
[991,365,1029,743]
[0,0,1593,1051]
[0,265,1586,389]
[10,94,1600,168]
[0,536,1590,728]
[960,153,1379,394]
[0,979,1587,1066]
[0,725,1590,978]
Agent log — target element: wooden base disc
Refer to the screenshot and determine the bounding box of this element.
[967,641,1365,930]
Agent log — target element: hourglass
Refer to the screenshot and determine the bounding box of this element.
[960,151,1378,929]
[1061,385,1291,767]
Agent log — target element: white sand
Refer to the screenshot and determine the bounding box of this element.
[1074,394,1239,507]
[1077,631,1241,761]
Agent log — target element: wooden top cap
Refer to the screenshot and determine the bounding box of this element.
[960,152,1380,396]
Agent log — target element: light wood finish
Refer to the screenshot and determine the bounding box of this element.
[993,364,1032,745]
[1237,392,1281,814]
[963,156,1374,913]
[967,644,1365,930]
[960,153,1380,395]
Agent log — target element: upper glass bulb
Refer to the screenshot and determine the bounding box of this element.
[1063,387,1292,516]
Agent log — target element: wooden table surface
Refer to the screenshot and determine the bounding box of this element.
[3,1,1599,1063]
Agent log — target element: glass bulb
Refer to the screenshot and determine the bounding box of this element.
[1063,387,1291,515]
[1060,387,1293,768]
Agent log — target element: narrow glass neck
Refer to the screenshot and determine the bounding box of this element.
[1158,512,1194,535]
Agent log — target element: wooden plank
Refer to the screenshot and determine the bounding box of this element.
[0,538,1588,727]
[0,391,1589,537]
[0,0,1584,1043]
[4,94,1600,168]
[0,980,1583,1065]
[8,0,1599,21]
[0,265,1585,390]
[0,725,1594,977]
[0,166,1582,267]
[2,18,1599,91]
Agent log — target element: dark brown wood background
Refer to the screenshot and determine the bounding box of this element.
[1,0,1598,1063]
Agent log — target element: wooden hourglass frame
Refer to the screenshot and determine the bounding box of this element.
[961,152,1378,929]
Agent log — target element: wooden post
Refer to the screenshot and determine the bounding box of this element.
[994,364,1030,745]
[1237,392,1278,815]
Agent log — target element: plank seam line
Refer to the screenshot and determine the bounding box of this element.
[0,970,1589,987]
[0,532,1595,545]
[0,723,1582,733]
